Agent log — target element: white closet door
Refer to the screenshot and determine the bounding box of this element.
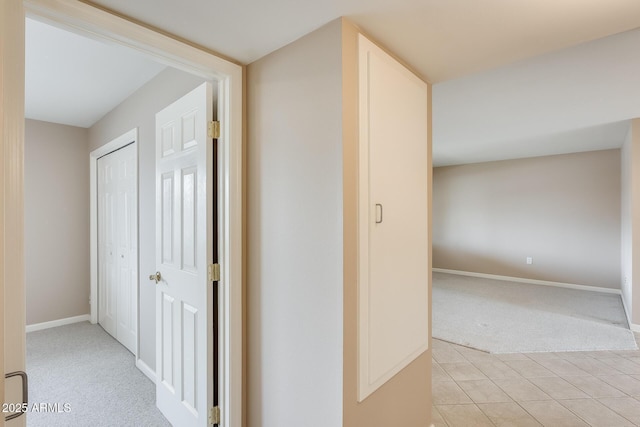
[98,143,138,354]
[98,152,117,338]
[357,34,430,401]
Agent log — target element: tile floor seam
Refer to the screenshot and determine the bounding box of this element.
[450,378,480,405]
[614,412,640,427]
[519,392,633,425]
[432,405,452,427]
[595,374,640,399]
[556,398,604,427]
[454,376,514,405]
[475,400,543,426]
[596,397,640,426]
[480,367,554,401]
[520,399,590,427]
[610,379,637,400]
[461,376,557,422]
[510,399,550,427]
[458,354,515,401]
[558,398,640,427]
[436,403,499,427]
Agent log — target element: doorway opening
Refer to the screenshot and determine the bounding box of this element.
[14,1,243,426]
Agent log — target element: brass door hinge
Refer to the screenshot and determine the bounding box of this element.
[209,406,221,425]
[208,263,220,282]
[208,121,220,139]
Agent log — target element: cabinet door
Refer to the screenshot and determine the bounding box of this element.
[358,34,430,401]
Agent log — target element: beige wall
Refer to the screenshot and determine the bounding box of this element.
[89,67,206,370]
[247,18,432,427]
[621,119,640,324]
[434,149,621,289]
[25,119,89,325]
[247,19,344,426]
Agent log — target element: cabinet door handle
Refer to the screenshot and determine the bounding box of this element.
[375,203,383,224]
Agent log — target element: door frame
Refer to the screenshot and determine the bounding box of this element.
[90,128,138,355]
[17,2,244,426]
[1,1,25,423]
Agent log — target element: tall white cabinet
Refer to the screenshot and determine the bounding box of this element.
[357,34,430,401]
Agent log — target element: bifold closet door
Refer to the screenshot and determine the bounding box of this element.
[97,143,137,354]
[357,34,430,401]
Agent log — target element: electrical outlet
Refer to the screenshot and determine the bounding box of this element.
[526,257,533,265]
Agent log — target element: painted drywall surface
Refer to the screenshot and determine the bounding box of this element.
[434,149,621,288]
[632,120,640,324]
[621,119,640,325]
[341,19,431,427]
[25,119,89,325]
[621,125,633,320]
[247,19,344,427]
[89,67,206,370]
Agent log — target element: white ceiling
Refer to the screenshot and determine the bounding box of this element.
[25,18,166,128]
[433,28,640,166]
[88,0,640,83]
[26,1,640,164]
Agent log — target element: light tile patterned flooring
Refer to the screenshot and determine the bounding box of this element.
[432,336,640,426]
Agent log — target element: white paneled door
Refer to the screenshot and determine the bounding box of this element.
[154,82,214,426]
[97,142,138,354]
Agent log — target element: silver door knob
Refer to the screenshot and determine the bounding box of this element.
[149,271,162,284]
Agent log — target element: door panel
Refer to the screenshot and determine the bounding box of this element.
[97,143,137,354]
[182,167,197,272]
[98,154,117,337]
[116,147,137,352]
[161,173,174,265]
[155,82,213,427]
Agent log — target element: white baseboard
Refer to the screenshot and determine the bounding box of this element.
[136,358,157,384]
[433,268,622,295]
[621,292,634,330]
[26,314,91,333]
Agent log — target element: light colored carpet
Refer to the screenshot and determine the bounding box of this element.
[26,322,170,427]
[433,272,638,353]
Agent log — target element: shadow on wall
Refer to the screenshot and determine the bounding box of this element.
[433,245,619,289]
[433,247,536,282]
